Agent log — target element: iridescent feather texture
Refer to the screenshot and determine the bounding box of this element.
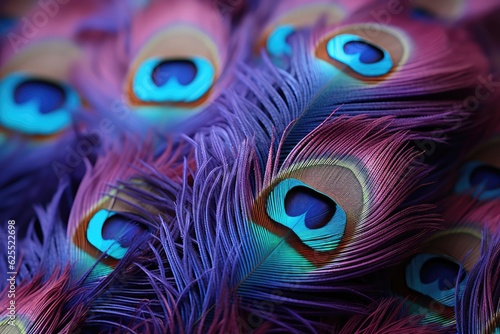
[0,0,126,237]
[456,233,500,334]
[0,185,89,333]
[1,0,500,333]
[68,115,441,333]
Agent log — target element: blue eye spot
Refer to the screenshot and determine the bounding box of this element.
[455,161,500,200]
[285,186,336,230]
[470,165,500,191]
[406,253,467,307]
[266,24,296,57]
[152,60,197,87]
[420,257,462,290]
[0,73,80,135]
[133,56,215,104]
[411,7,435,21]
[14,79,66,114]
[87,210,147,260]
[267,178,347,252]
[343,41,385,64]
[326,34,393,77]
[0,17,16,35]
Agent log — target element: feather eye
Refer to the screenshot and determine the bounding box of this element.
[337,298,445,334]
[0,42,83,140]
[391,227,483,326]
[0,73,80,137]
[441,135,500,234]
[409,0,500,22]
[88,210,147,260]
[0,0,133,140]
[410,0,465,21]
[0,41,89,233]
[256,2,344,57]
[314,24,407,83]
[124,0,232,122]
[455,137,500,201]
[0,186,90,333]
[0,267,87,334]
[156,116,442,329]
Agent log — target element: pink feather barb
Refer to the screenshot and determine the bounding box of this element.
[456,233,500,334]
[443,120,500,233]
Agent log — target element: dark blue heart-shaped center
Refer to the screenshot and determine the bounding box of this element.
[152,59,197,87]
[284,186,336,229]
[0,17,16,34]
[14,79,66,114]
[102,214,147,248]
[344,41,385,64]
[420,257,463,290]
[470,164,500,191]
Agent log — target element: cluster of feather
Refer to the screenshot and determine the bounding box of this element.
[1,0,500,333]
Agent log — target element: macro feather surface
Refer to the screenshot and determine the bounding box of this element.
[0,0,500,333]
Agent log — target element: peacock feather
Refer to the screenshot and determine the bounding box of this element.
[1,0,500,333]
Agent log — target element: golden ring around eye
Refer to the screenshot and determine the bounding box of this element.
[251,162,364,267]
[124,26,221,108]
[465,136,500,168]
